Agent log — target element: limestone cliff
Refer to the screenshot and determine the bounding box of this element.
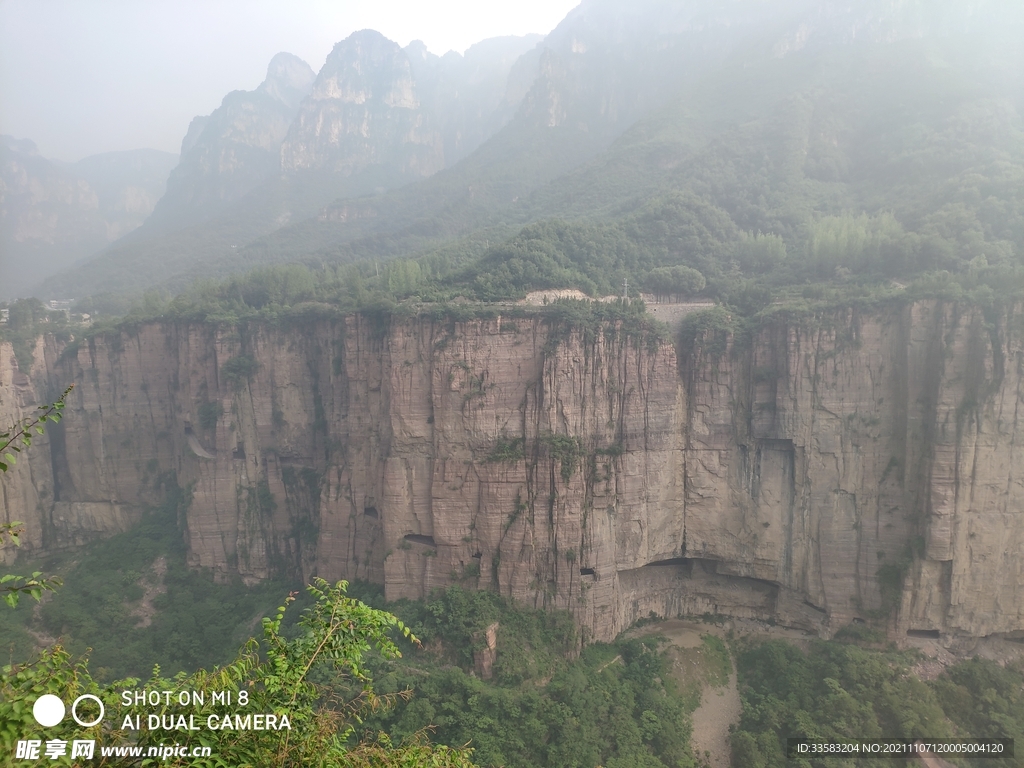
[148,52,316,225]
[279,31,539,177]
[2,301,1022,644]
[0,136,176,298]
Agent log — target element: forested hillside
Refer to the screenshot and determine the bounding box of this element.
[38,7,1023,318]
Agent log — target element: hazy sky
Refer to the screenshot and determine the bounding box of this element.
[0,0,580,162]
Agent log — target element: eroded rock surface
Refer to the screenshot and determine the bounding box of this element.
[2,301,1022,643]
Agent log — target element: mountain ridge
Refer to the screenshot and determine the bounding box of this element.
[0,137,177,300]
[30,0,1024,307]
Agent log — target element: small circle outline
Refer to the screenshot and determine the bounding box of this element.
[71,694,104,727]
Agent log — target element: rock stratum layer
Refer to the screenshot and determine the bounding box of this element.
[2,301,1022,644]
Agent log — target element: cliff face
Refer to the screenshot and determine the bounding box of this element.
[148,53,316,225]
[0,137,176,298]
[279,31,539,177]
[2,301,1023,643]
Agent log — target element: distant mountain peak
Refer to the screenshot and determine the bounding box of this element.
[151,51,317,226]
[403,39,431,61]
[1,135,40,156]
[310,30,413,104]
[258,52,316,110]
[1,140,176,298]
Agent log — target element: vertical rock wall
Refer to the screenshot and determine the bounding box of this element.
[2,301,1023,643]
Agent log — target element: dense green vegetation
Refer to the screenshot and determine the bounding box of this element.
[2,579,476,767]
[349,586,703,768]
[0,298,73,371]
[730,637,1024,768]
[731,639,950,767]
[1,479,299,683]
[932,657,1024,767]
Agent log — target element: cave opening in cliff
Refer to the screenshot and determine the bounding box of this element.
[403,534,436,546]
[364,506,379,518]
[579,567,596,576]
[907,629,941,639]
[641,556,722,576]
[644,557,690,567]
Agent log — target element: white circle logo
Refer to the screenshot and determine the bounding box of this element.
[71,694,105,728]
[32,695,65,727]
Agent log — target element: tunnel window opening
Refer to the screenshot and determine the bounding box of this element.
[363,506,379,518]
[579,567,596,576]
[907,629,940,639]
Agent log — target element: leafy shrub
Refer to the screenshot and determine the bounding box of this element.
[486,436,525,463]
[3,579,475,767]
[222,354,259,389]
[833,622,886,644]
[678,306,736,358]
[197,400,223,430]
[540,433,586,483]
